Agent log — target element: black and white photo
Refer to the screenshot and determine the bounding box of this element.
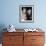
[19,5,34,23]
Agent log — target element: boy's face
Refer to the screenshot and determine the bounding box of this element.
[27,9,32,15]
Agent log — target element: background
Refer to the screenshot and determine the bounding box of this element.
[0,0,46,44]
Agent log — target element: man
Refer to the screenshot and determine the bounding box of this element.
[21,7,27,21]
[26,8,32,20]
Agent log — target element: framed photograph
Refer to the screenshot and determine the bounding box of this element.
[19,5,34,23]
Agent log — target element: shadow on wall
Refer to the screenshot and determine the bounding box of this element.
[0,24,7,43]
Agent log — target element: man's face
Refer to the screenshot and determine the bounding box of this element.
[27,9,32,15]
[22,8,26,14]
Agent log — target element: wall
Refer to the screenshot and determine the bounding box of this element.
[0,0,46,29]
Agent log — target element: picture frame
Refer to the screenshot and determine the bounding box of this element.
[19,5,34,23]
